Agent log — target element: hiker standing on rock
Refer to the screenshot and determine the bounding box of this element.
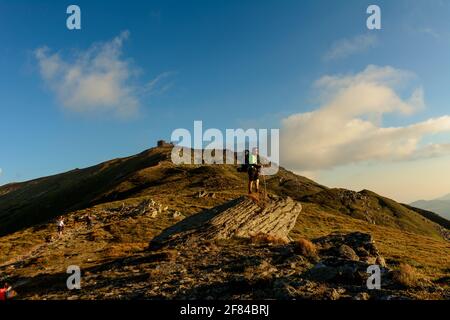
[238,148,271,195]
[57,216,65,237]
[247,147,262,194]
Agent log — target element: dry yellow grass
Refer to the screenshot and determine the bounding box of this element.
[392,263,421,288]
[249,233,289,245]
[1,177,448,299]
[291,203,450,282]
[293,238,318,259]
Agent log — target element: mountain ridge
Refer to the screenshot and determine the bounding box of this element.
[1,144,449,238]
[0,143,449,300]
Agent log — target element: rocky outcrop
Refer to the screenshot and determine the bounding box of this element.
[149,195,302,248]
[309,232,389,285]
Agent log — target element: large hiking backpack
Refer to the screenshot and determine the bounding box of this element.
[237,150,250,172]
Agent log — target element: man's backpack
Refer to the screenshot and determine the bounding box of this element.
[237,164,248,172]
[237,150,250,172]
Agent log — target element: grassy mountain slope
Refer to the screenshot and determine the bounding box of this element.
[300,189,448,240]
[1,145,447,239]
[0,186,448,300]
[0,146,327,236]
[404,204,450,230]
[0,144,449,299]
[0,147,170,236]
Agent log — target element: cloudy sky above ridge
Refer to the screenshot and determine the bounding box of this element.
[1,0,450,203]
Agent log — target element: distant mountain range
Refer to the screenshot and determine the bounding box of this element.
[410,194,450,220]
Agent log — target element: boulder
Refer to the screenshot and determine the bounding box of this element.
[375,256,387,268]
[150,195,302,248]
[338,244,359,261]
[310,263,338,282]
[151,210,158,218]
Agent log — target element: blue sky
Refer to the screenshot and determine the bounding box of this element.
[1,0,450,202]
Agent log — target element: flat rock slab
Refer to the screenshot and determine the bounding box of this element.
[149,195,302,248]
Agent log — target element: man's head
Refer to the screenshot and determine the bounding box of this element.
[252,147,259,155]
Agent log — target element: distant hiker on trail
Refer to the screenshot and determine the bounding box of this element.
[0,283,13,301]
[85,214,93,229]
[57,216,65,237]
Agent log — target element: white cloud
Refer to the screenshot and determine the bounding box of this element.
[324,34,378,61]
[280,65,450,172]
[35,31,170,118]
[141,71,176,97]
[418,27,441,39]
